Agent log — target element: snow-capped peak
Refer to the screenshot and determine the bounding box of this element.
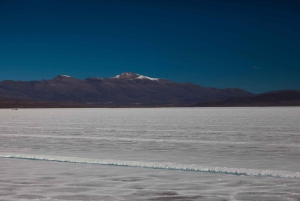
[113,72,138,79]
[113,72,159,81]
[52,75,75,81]
[55,75,72,78]
[61,75,71,78]
[136,75,159,81]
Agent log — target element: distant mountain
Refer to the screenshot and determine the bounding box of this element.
[192,90,300,107]
[0,72,251,107]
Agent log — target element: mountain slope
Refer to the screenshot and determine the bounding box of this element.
[192,90,300,107]
[0,72,251,107]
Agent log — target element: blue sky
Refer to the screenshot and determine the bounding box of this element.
[0,0,299,93]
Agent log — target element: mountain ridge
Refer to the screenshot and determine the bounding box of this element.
[0,72,252,107]
[192,90,300,107]
[2,72,299,107]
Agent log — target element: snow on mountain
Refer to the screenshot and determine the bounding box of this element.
[53,75,73,79]
[136,75,159,81]
[113,72,159,81]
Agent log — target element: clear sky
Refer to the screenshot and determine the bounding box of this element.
[0,0,299,93]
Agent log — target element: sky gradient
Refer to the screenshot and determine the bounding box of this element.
[0,0,299,93]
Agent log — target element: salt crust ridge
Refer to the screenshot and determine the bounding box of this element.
[3,134,300,148]
[1,154,300,179]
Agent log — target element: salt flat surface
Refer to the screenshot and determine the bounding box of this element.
[0,107,300,200]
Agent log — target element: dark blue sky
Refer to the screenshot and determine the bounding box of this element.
[0,0,299,93]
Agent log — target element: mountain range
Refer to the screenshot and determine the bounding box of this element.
[0,72,299,108]
[192,90,300,107]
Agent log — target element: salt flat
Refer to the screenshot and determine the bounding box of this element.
[0,107,299,200]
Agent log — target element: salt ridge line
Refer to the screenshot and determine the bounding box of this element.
[3,134,300,148]
[0,134,249,145]
[1,154,300,179]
